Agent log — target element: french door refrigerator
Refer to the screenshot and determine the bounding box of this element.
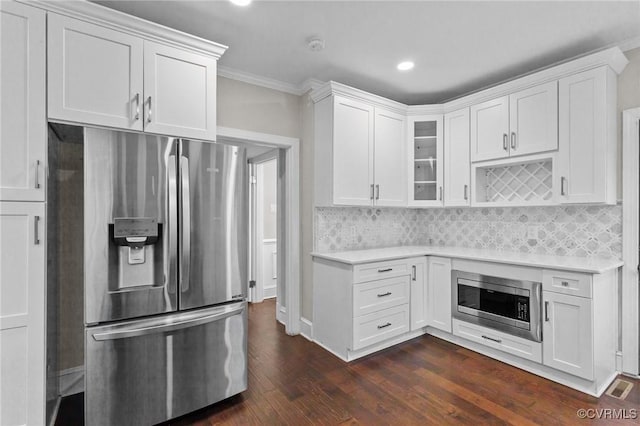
[82,127,248,425]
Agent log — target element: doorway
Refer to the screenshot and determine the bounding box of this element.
[217,126,301,335]
[248,151,282,322]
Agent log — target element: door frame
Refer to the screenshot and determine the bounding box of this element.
[622,107,640,376]
[249,152,278,304]
[218,126,301,335]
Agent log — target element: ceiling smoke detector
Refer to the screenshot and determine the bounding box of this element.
[307,37,325,52]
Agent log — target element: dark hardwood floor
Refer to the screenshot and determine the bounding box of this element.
[57,299,640,425]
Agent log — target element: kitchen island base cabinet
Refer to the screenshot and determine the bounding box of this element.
[313,256,426,361]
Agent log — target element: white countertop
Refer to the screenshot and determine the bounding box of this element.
[311,246,623,274]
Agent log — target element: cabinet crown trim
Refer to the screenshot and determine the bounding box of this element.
[311,81,408,115]
[311,47,627,114]
[26,0,228,58]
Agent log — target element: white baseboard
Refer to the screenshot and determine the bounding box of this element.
[263,286,277,299]
[300,317,313,341]
[59,365,84,397]
[276,303,287,325]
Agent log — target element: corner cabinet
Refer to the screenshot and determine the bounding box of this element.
[1,1,46,202]
[314,91,406,207]
[556,67,617,205]
[48,13,222,141]
[407,115,443,207]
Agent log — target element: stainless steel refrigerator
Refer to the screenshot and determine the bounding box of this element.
[81,127,248,425]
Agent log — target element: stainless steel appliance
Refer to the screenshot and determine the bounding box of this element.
[452,271,542,342]
[80,127,247,425]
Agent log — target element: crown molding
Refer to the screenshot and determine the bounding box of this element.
[442,46,629,113]
[299,78,325,95]
[619,36,640,53]
[24,0,227,58]
[310,81,408,114]
[218,66,303,95]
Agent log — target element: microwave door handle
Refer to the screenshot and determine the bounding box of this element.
[180,155,191,293]
[167,154,178,294]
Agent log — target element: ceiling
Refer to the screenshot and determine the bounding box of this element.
[93,0,640,104]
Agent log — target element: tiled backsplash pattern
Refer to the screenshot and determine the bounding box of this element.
[315,205,622,259]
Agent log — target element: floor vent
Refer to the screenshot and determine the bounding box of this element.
[605,378,634,400]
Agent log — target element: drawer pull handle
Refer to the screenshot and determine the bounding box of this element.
[377,322,392,329]
[561,281,569,287]
[377,292,392,298]
[481,335,502,344]
[378,268,393,273]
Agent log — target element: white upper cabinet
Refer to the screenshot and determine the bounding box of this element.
[557,67,616,205]
[314,90,406,207]
[143,41,217,140]
[332,96,375,206]
[374,108,406,206]
[407,115,443,207]
[48,13,222,141]
[1,2,46,201]
[470,96,509,162]
[509,82,558,157]
[48,13,144,131]
[444,108,470,207]
[471,82,558,162]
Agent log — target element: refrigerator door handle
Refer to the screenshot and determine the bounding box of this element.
[91,303,245,341]
[179,155,191,293]
[167,154,178,294]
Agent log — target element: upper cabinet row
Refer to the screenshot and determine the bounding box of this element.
[47,13,219,141]
[313,54,624,208]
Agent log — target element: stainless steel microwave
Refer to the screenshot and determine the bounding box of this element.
[452,270,542,342]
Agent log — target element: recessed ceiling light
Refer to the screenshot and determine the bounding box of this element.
[229,0,251,6]
[397,61,414,71]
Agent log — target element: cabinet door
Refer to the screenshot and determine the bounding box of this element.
[48,13,144,131]
[542,291,593,380]
[444,108,470,206]
[426,256,452,332]
[407,115,443,207]
[0,202,45,426]
[0,2,45,201]
[470,96,509,162]
[332,96,374,206]
[409,257,428,331]
[143,41,217,141]
[509,81,558,157]
[557,67,613,204]
[374,108,406,206]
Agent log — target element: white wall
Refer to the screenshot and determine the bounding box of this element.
[260,159,277,240]
[617,47,640,200]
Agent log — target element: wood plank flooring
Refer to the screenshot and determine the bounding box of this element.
[57,299,640,425]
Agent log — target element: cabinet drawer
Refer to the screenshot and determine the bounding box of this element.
[543,270,592,298]
[352,305,409,351]
[353,258,411,283]
[353,276,409,317]
[452,319,542,363]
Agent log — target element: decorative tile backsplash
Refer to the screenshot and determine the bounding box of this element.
[314,205,622,259]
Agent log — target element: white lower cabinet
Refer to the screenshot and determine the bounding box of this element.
[0,202,45,426]
[542,291,593,379]
[313,256,426,361]
[409,257,428,330]
[426,256,452,332]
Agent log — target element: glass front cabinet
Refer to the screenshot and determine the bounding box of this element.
[407,115,444,206]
